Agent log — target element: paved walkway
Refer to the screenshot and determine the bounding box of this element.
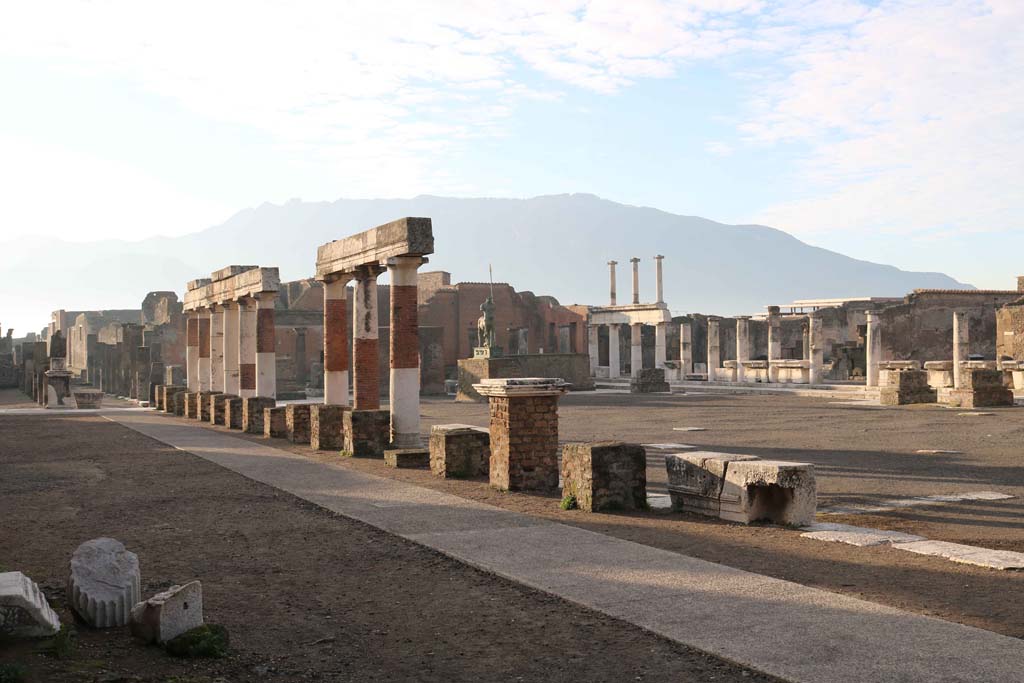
[107,411,1024,683]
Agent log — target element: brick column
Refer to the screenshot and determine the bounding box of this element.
[654,322,667,369]
[255,292,276,398]
[223,300,240,395]
[953,310,969,389]
[680,320,693,375]
[767,306,781,383]
[735,316,751,383]
[353,265,383,410]
[185,311,199,391]
[866,311,880,388]
[707,317,720,381]
[210,304,225,393]
[809,313,823,385]
[238,297,257,399]
[323,276,351,406]
[608,324,621,378]
[630,322,642,377]
[197,308,211,392]
[389,256,424,448]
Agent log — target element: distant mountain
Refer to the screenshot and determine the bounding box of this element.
[2,194,971,333]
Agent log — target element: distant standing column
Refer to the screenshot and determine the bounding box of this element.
[323,276,351,406]
[238,297,257,399]
[607,261,618,306]
[608,324,621,378]
[707,318,721,381]
[865,311,880,388]
[255,292,276,398]
[210,304,225,393]
[223,301,240,395]
[809,313,823,385]
[679,320,693,375]
[587,324,600,375]
[953,310,969,389]
[197,308,211,392]
[802,323,810,360]
[654,322,667,369]
[630,257,641,305]
[630,323,643,377]
[654,255,664,304]
[185,311,199,391]
[767,306,781,383]
[735,316,751,383]
[389,256,425,447]
[352,265,382,410]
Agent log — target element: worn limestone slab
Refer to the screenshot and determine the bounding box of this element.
[892,541,1024,570]
[820,491,1014,515]
[0,571,61,637]
[801,523,926,547]
[104,411,1024,683]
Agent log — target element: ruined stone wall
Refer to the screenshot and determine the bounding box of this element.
[141,292,182,325]
[996,302,1024,360]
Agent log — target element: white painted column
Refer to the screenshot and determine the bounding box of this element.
[866,311,880,388]
[630,323,643,377]
[607,261,618,306]
[655,322,667,369]
[255,292,276,398]
[587,324,600,375]
[735,316,751,383]
[353,266,382,410]
[767,307,781,383]
[608,324,621,378]
[680,321,693,375]
[707,318,720,381]
[630,257,641,305]
[809,313,823,385]
[323,276,351,406]
[210,304,225,393]
[185,311,199,391]
[223,301,240,395]
[238,297,257,399]
[654,255,664,304]
[953,310,969,389]
[389,256,424,447]
[197,308,211,392]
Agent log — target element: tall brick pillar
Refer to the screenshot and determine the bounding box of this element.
[255,292,276,398]
[323,276,351,406]
[210,304,225,393]
[197,308,212,392]
[353,265,383,410]
[238,297,257,399]
[389,256,424,448]
[185,311,199,391]
[223,300,240,396]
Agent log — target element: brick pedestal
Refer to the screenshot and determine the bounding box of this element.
[264,406,287,438]
[429,424,490,478]
[162,386,185,414]
[946,369,1014,408]
[561,442,647,512]
[343,409,391,457]
[310,404,347,450]
[224,397,244,429]
[474,378,569,492]
[199,391,221,422]
[211,394,236,425]
[878,369,937,406]
[286,404,312,444]
[183,392,202,419]
[243,397,276,434]
[171,391,187,416]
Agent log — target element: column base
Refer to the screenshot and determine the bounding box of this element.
[183,392,202,419]
[264,406,287,438]
[243,397,276,434]
[224,397,244,429]
[310,404,348,450]
[199,391,221,422]
[343,409,391,457]
[210,394,236,425]
[285,404,312,444]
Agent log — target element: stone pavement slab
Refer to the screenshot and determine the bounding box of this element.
[106,412,1024,683]
[893,540,1024,571]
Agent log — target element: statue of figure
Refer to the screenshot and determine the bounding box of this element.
[477,295,496,348]
[50,330,67,359]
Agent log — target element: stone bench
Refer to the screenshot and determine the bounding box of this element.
[429,424,490,478]
[666,452,816,526]
[561,441,646,512]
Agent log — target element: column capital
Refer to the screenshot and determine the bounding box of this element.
[629,257,641,264]
[654,254,664,261]
[386,255,428,269]
[355,263,386,280]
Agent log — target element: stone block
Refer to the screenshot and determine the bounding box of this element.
[945,369,1014,408]
[719,459,817,526]
[210,394,235,425]
[666,452,760,517]
[0,571,61,637]
[286,404,312,443]
[243,397,275,434]
[629,368,670,393]
[73,390,104,409]
[163,386,185,414]
[344,409,391,457]
[384,448,430,469]
[429,424,490,478]
[310,404,347,450]
[878,369,937,405]
[172,390,188,416]
[68,537,141,628]
[924,361,954,389]
[183,392,201,419]
[561,441,647,512]
[264,406,287,438]
[130,580,203,644]
[198,391,221,422]
[224,397,244,429]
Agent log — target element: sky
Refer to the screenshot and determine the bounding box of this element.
[1,0,1022,314]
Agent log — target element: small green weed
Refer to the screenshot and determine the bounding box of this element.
[559,494,578,510]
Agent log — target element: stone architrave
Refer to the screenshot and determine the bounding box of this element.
[561,442,646,512]
[0,571,61,637]
[130,581,203,644]
[68,538,141,628]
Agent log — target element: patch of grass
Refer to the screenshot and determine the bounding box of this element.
[559,494,578,511]
[165,624,229,659]
[0,663,28,683]
[46,625,76,659]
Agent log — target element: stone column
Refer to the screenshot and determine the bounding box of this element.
[655,322,667,369]
[210,304,225,393]
[255,292,276,398]
[802,323,810,360]
[238,297,257,399]
[608,324,621,378]
[389,256,424,448]
[767,306,781,383]
[735,316,750,383]
[352,265,382,410]
[630,322,643,377]
[654,255,664,304]
[223,301,240,395]
[809,313,824,385]
[680,320,693,375]
[607,261,618,306]
[707,317,720,381]
[185,311,199,391]
[953,310,969,389]
[323,276,351,406]
[630,257,641,305]
[866,311,881,388]
[587,324,599,375]
[197,308,211,392]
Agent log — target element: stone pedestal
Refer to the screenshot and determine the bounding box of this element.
[456,354,593,402]
[243,397,275,434]
[429,424,490,478]
[946,369,1014,408]
[310,404,347,450]
[183,392,202,419]
[73,390,104,409]
[924,361,954,389]
[878,369,936,405]
[210,394,235,425]
[172,391,188,416]
[344,409,391,457]
[561,442,646,512]
[198,391,220,422]
[224,397,244,429]
[474,378,569,492]
[285,404,312,443]
[629,368,670,393]
[162,386,185,414]
[264,406,287,438]
[45,364,72,408]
